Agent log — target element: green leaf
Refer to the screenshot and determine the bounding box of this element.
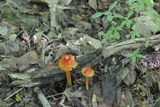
[126,20,132,28]
[101,36,110,43]
[114,30,120,39]
[127,53,133,57]
[2,6,12,19]
[136,54,143,58]
[134,25,140,31]
[91,12,104,18]
[131,56,137,63]
[108,1,118,11]
[107,15,114,22]
[131,32,136,40]
[155,20,160,25]
[103,11,110,16]
[150,13,159,19]
[114,13,124,18]
[145,40,149,47]
[130,3,139,10]
[98,31,105,36]
[116,26,122,30]
[126,0,136,5]
[139,3,145,10]
[135,32,140,37]
[127,10,133,18]
[120,20,127,27]
[15,94,22,102]
[134,48,140,54]
[9,34,17,40]
[151,25,159,31]
[106,30,113,36]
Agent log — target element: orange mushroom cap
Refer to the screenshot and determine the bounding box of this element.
[58,55,78,71]
[82,67,94,77]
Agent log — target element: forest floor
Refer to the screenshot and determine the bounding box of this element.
[0,0,160,107]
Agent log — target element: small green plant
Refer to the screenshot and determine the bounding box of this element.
[126,0,153,11]
[2,6,12,19]
[130,25,140,40]
[92,1,122,42]
[127,48,143,63]
[91,1,138,43]
[91,0,158,63]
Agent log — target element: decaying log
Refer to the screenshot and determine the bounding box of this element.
[9,34,160,87]
[9,49,102,87]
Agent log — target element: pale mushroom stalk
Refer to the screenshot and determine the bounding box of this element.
[66,71,72,86]
[85,77,89,90]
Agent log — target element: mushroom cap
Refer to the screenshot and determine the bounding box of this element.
[82,67,94,77]
[58,55,78,71]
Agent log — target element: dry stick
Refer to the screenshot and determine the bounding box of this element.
[49,0,60,30]
[92,93,98,107]
[33,86,51,107]
[4,87,24,101]
[102,34,160,58]
[49,0,74,30]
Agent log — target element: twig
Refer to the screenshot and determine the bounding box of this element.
[49,0,60,30]
[4,87,24,101]
[102,34,160,57]
[33,86,51,107]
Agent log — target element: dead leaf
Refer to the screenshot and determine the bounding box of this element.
[32,32,44,45]
[118,67,130,81]
[88,0,97,11]
[0,26,8,36]
[97,74,122,107]
[84,35,102,49]
[133,15,160,37]
[7,40,20,53]
[66,41,82,54]
[123,68,136,86]
[120,89,134,107]
[72,14,87,21]
[49,0,60,29]
[54,45,69,61]
[0,39,25,55]
[75,21,92,32]
[11,51,39,72]
[137,99,150,107]
[97,0,108,10]
[59,0,72,5]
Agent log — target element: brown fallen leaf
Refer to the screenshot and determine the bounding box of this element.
[123,69,137,86]
[11,51,39,72]
[88,0,97,11]
[84,35,102,49]
[120,89,134,107]
[75,21,92,32]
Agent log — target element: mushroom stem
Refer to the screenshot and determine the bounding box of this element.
[85,77,89,90]
[66,71,72,86]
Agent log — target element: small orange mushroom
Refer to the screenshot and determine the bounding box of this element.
[81,67,94,90]
[58,55,78,86]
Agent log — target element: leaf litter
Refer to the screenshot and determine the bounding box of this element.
[0,0,160,107]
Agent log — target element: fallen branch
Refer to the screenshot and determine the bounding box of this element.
[102,34,160,57]
[33,86,51,107]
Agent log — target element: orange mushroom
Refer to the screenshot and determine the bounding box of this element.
[81,67,94,90]
[58,55,78,86]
